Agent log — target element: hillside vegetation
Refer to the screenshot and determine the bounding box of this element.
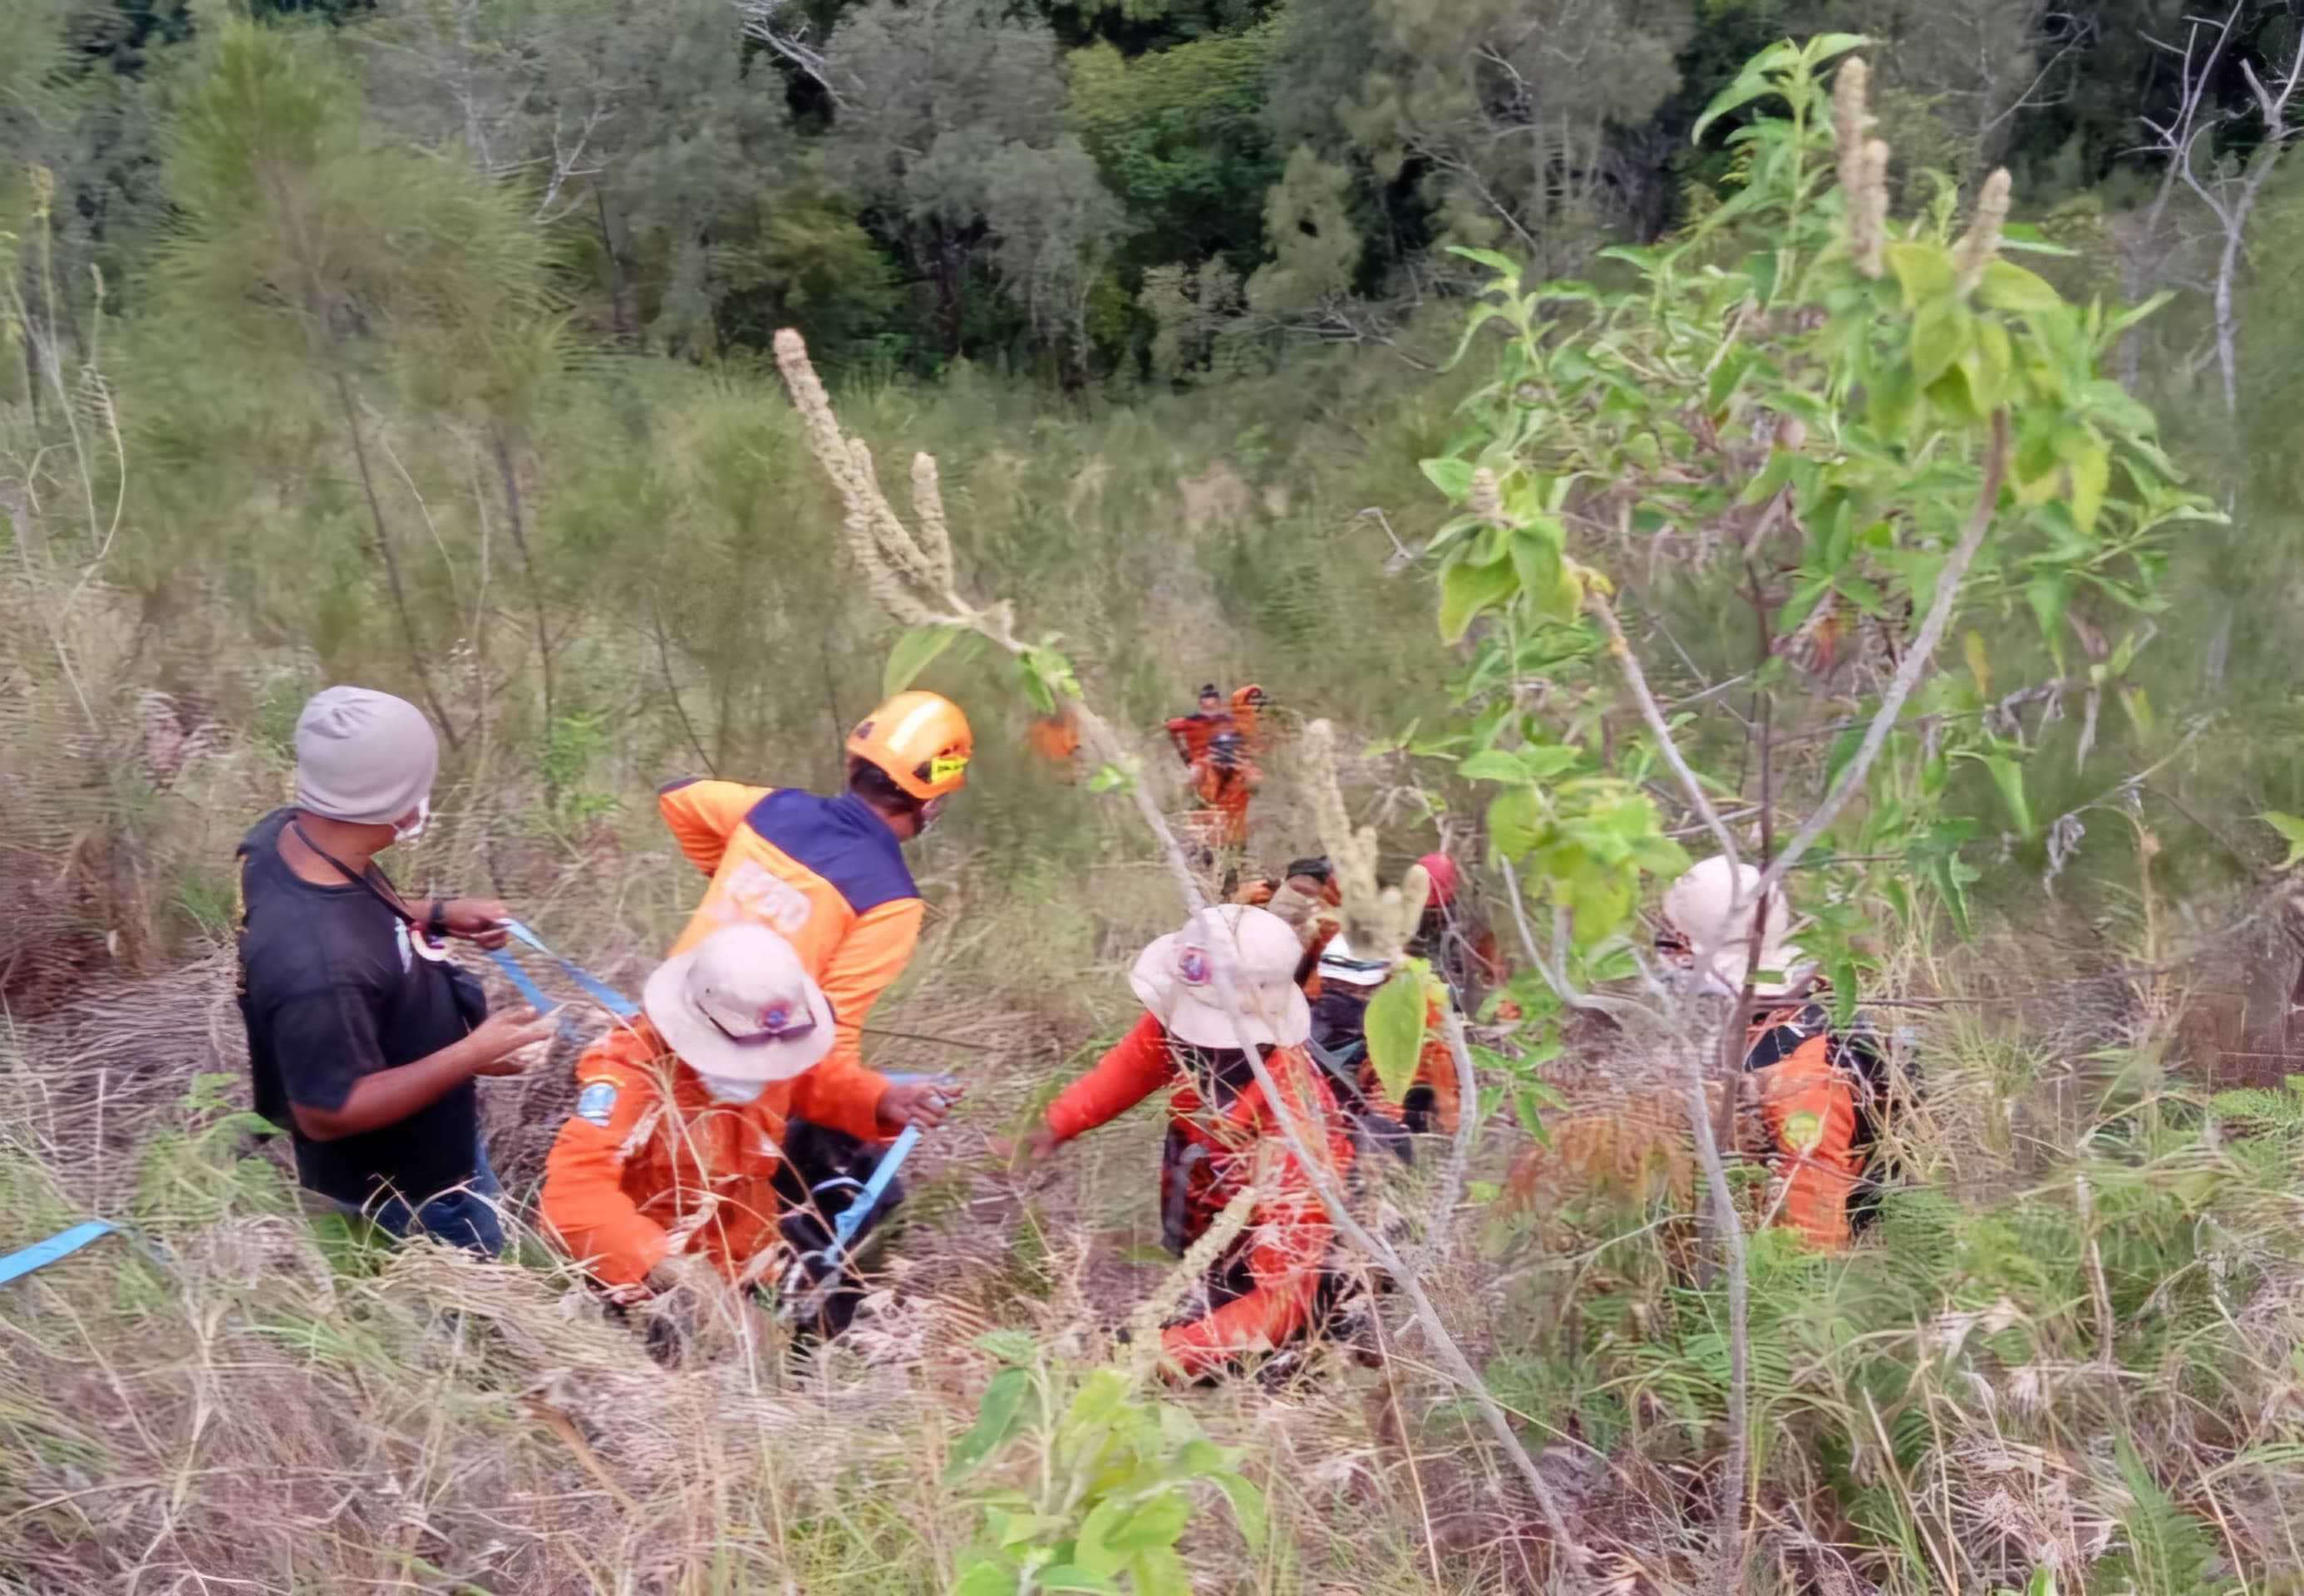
[9,2,2304,1594]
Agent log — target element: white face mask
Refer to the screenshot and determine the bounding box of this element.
[392,797,431,846]
[697,1070,766,1105]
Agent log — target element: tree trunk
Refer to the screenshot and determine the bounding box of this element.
[332,370,460,749]
[490,428,557,778]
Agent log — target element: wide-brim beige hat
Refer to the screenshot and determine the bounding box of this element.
[1130,904,1312,1050]
[642,924,837,1082]
[1662,856,1814,998]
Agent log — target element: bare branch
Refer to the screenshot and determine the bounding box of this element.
[1589,590,1744,873]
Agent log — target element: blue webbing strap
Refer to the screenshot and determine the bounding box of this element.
[0,1220,118,1288]
[500,919,641,1019]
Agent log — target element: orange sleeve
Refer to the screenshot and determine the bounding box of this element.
[809,895,919,1127]
[789,1046,894,1144]
[655,779,770,876]
[539,1030,672,1289]
[1045,1014,1175,1142]
[1161,1069,1343,1377]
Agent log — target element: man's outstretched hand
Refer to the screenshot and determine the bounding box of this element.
[879,1077,966,1131]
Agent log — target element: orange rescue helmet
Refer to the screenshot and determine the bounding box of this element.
[848,691,974,802]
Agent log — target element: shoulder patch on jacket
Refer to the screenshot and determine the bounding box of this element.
[575,1081,618,1127]
[744,788,918,914]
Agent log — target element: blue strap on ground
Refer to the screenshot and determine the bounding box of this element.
[0,1220,118,1288]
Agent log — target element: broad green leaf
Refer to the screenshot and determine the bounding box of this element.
[1973,753,2036,840]
[952,1561,1019,1596]
[1909,298,1970,387]
[1802,32,1873,67]
[1076,1491,1191,1576]
[1212,1471,1268,1549]
[1977,259,2064,315]
[884,623,962,697]
[973,1328,1036,1363]
[1458,750,1529,785]
[2261,811,2304,869]
[2065,435,2109,537]
[1963,630,1991,699]
[1439,557,1519,643]
[1365,964,1433,1105]
[1740,446,1795,506]
[1885,243,1954,308]
[1445,245,1524,282]
[1489,786,1541,860]
[1128,1547,1193,1596]
[1514,1084,1557,1149]
[943,1367,1033,1484]
[1692,73,1777,146]
[1420,456,1475,501]
[1037,1569,1119,1594]
[2026,574,2070,655]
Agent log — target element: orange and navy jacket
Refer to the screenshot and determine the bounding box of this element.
[539,1020,890,1289]
[1043,1014,1352,1377]
[656,779,921,1096]
[1740,998,1883,1249]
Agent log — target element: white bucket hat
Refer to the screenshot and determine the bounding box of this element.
[1315,933,1392,990]
[642,924,837,1082]
[1130,904,1312,1050]
[1660,855,1814,998]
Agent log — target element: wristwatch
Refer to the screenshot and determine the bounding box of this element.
[426,899,450,943]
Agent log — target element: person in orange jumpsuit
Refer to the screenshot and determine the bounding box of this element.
[1026,703,1082,783]
[650,690,973,1134]
[1186,731,1259,856]
[1165,684,1231,766]
[1012,906,1355,1378]
[1228,684,1270,753]
[540,924,946,1332]
[1657,855,1893,1248]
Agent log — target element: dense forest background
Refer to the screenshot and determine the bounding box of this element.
[15,0,2304,383]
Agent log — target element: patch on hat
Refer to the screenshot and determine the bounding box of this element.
[576,1081,618,1128]
[929,751,970,784]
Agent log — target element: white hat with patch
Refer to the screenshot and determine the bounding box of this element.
[1130,904,1312,1050]
[642,924,837,1082]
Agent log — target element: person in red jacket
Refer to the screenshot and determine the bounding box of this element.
[1164,683,1231,766]
[652,690,973,1134]
[542,924,893,1295]
[1012,905,1355,1379]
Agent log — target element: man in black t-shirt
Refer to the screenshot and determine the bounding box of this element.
[235,687,557,1253]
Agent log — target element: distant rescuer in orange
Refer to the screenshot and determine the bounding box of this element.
[1228,684,1269,752]
[1026,702,1082,783]
[1165,683,1231,766]
[1010,906,1355,1379]
[1187,730,1260,855]
[1656,855,1894,1249]
[648,689,972,1135]
[541,924,910,1305]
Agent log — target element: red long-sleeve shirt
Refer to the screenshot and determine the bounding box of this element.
[1044,1015,1352,1377]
